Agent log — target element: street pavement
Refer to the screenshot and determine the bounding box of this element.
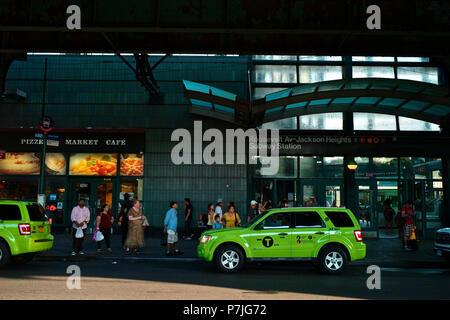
[0,258,449,300]
[35,231,450,269]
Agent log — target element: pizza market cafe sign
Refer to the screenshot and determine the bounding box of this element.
[20,138,127,146]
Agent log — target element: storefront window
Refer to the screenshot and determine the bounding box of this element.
[300,156,343,178]
[354,157,371,178]
[120,178,143,201]
[0,177,38,200]
[45,177,66,224]
[254,156,297,178]
[373,157,398,179]
[69,153,118,176]
[45,153,67,175]
[401,158,443,180]
[424,181,444,230]
[299,113,343,130]
[120,153,144,176]
[0,152,41,175]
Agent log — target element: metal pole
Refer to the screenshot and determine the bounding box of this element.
[38,58,48,195]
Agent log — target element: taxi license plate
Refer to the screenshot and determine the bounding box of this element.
[436,249,442,256]
[38,226,45,233]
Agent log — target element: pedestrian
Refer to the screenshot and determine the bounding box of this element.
[71,199,90,256]
[205,203,215,230]
[183,198,194,240]
[222,204,241,228]
[96,204,114,254]
[124,200,145,254]
[164,201,183,256]
[118,193,133,248]
[383,198,395,231]
[215,198,224,219]
[401,200,415,251]
[248,200,259,223]
[212,214,223,229]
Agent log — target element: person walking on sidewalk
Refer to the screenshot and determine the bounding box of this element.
[401,200,415,251]
[118,193,133,248]
[164,201,183,256]
[96,204,114,254]
[222,204,241,229]
[183,198,194,240]
[124,200,145,255]
[215,199,224,219]
[247,200,259,223]
[71,199,90,256]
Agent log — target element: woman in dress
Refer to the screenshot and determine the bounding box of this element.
[124,200,145,254]
[221,204,241,229]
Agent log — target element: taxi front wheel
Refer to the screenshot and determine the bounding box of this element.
[317,245,347,274]
[214,245,245,273]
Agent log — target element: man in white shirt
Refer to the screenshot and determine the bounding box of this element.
[71,199,90,255]
[215,198,224,219]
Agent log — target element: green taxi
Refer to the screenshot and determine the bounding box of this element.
[198,207,366,274]
[0,200,54,267]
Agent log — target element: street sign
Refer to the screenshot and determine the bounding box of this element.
[47,139,59,147]
[39,116,54,133]
[35,133,44,139]
[47,134,59,141]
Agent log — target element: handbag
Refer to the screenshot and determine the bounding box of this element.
[95,231,104,242]
[142,216,150,228]
[75,227,84,239]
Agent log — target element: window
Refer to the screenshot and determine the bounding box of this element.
[254,156,297,178]
[298,65,342,83]
[300,156,343,178]
[253,87,288,100]
[26,203,48,221]
[120,178,144,201]
[295,211,324,228]
[353,113,397,131]
[298,56,342,61]
[352,66,395,79]
[325,211,354,227]
[261,212,292,229]
[299,113,343,130]
[253,65,297,83]
[0,178,38,200]
[0,204,22,220]
[253,55,297,61]
[352,56,395,62]
[398,117,440,131]
[373,157,398,179]
[397,67,439,84]
[260,117,297,130]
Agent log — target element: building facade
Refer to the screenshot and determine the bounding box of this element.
[0,54,449,238]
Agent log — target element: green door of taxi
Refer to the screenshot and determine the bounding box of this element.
[247,211,294,258]
[291,210,329,257]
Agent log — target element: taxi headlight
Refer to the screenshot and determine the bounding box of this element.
[201,235,212,243]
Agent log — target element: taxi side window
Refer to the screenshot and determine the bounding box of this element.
[0,204,22,221]
[261,212,292,229]
[295,211,324,228]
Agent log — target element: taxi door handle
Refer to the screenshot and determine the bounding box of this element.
[315,232,325,235]
[278,233,288,236]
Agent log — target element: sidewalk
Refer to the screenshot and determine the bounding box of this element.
[36,231,450,268]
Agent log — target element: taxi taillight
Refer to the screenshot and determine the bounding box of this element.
[354,230,363,242]
[18,223,31,235]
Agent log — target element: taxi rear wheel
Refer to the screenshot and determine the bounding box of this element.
[317,245,347,274]
[0,240,12,268]
[214,245,245,273]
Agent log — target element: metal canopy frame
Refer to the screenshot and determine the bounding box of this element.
[183,78,450,129]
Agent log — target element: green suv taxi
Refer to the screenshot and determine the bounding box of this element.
[198,207,366,274]
[0,200,54,267]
